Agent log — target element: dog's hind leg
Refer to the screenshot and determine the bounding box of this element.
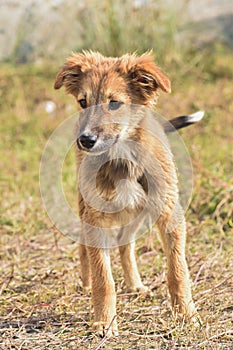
[118,240,148,293]
[118,225,148,293]
[79,244,91,292]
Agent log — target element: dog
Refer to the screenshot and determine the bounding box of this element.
[54,51,201,336]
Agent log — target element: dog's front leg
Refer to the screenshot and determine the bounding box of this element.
[157,209,198,323]
[87,246,118,336]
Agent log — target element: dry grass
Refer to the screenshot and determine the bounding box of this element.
[0,48,232,349]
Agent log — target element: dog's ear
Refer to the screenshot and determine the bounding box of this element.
[120,53,171,102]
[54,64,81,90]
[54,53,88,92]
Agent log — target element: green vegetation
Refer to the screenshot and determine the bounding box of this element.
[0,15,232,350]
[74,0,183,60]
[9,0,185,64]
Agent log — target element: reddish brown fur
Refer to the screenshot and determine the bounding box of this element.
[54,51,199,336]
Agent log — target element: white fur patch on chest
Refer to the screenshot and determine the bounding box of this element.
[114,178,146,209]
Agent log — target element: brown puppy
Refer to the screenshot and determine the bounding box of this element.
[54,51,199,336]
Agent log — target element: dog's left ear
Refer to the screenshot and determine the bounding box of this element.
[54,64,84,94]
[54,64,72,90]
[122,53,171,101]
[54,53,90,93]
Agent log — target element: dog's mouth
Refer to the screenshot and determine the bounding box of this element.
[77,135,119,155]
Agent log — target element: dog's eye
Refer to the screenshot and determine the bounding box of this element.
[78,99,87,109]
[109,100,123,111]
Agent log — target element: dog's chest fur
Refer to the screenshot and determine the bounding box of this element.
[96,159,147,209]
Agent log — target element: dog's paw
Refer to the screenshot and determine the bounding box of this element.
[189,312,203,329]
[174,303,202,329]
[127,284,149,294]
[82,285,91,294]
[92,319,118,337]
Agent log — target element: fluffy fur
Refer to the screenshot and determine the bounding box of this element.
[54,51,199,336]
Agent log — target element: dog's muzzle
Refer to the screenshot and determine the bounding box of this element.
[77,133,98,150]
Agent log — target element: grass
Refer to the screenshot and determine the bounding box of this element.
[0,47,233,349]
[11,0,186,64]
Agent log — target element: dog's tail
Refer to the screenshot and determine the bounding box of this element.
[164,111,204,133]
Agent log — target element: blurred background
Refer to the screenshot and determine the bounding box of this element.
[0,1,233,349]
[0,0,232,63]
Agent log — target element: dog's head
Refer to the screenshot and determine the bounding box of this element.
[54,51,170,154]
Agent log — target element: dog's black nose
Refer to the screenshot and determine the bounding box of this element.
[78,133,97,150]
